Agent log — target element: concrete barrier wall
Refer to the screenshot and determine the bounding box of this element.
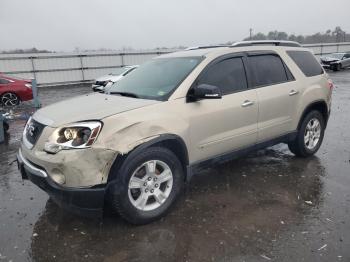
[1,42,349,86]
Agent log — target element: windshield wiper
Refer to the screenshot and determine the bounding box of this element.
[109,91,139,98]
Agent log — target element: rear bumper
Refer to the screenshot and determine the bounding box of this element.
[17,149,105,217]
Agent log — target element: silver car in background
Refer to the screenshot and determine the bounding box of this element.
[92,65,138,92]
[320,52,350,71]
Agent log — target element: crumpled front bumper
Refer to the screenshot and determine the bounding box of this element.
[92,84,105,92]
[321,63,331,69]
[17,148,106,217]
[320,60,340,69]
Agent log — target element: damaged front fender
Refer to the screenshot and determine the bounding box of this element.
[96,108,190,156]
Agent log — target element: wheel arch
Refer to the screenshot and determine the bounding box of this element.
[107,134,189,183]
[298,100,329,130]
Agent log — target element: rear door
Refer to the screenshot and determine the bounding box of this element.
[187,54,258,163]
[247,52,298,142]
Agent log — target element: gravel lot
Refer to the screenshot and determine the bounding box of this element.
[0,71,349,262]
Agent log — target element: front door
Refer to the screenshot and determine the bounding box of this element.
[186,55,259,163]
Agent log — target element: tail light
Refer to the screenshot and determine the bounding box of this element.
[327,79,334,91]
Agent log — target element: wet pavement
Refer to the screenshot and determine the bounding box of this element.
[0,72,350,262]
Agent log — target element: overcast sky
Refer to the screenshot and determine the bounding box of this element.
[1,0,349,51]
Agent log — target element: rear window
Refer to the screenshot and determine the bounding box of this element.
[248,54,289,87]
[287,50,324,77]
[0,78,10,84]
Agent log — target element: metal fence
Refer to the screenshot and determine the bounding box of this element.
[303,42,350,57]
[0,51,171,86]
[1,42,350,86]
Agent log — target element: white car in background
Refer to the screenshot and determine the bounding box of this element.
[92,65,138,92]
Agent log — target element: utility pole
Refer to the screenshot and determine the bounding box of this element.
[249,28,253,40]
[0,114,4,144]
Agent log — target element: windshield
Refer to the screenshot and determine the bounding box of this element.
[110,67,131,76]
[329,53,345,60]
[108,57,202,100]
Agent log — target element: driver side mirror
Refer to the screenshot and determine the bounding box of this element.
[188,84,222,101]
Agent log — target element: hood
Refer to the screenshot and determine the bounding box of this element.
[95,75,113,82]
[320,57,340,62]
[108,75,123,82]
[33,93,160,127]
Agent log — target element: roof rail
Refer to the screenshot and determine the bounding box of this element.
[185,45,230,51]
[232,40,301,47]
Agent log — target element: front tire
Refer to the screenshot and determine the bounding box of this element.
[288,110,325,157]
[332,63,341,71]
[109,147,184,224]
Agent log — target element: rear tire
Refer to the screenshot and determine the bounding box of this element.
[288,110,325,157]
[109,147,184,225]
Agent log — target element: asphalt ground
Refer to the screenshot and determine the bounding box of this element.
[0,71,349,262]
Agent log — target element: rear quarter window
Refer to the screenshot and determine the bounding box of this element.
[287,50,324,77]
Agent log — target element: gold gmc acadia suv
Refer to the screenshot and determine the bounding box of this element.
[17,41,333,224]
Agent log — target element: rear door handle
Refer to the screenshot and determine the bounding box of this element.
[241,100,254,107]
[289,90,299,96]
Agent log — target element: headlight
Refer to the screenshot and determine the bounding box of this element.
[25,83,32,89]
[44,121,102,154]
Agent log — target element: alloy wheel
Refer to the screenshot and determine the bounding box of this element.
[304,118,321,150]
[1,93,19,106]
[128,160,173,211]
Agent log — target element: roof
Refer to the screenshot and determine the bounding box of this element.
[158,47,229,58]
[158,41,306,59]
[232,40,301,47]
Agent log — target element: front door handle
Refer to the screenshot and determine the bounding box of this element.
[289,90,299,96]
[241,100,254,107]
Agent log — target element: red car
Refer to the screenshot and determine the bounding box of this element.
[0,73,33,106]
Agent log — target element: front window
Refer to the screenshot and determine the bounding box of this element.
[108,57,203,101]
[197,57,248,95]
